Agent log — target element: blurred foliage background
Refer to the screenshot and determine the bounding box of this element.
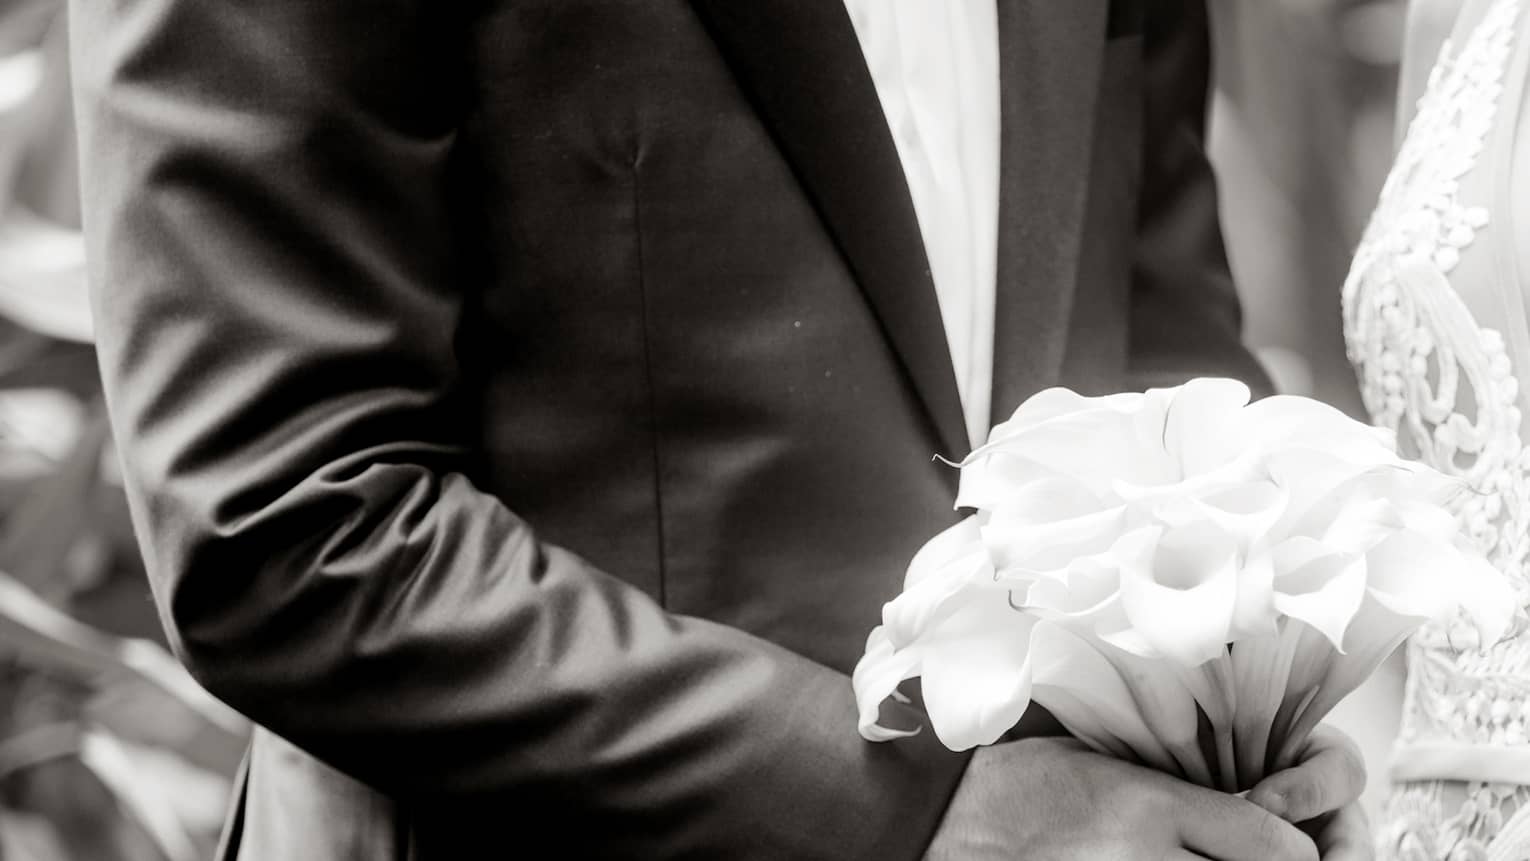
[0,0,1410,856]
[0,2,247,859]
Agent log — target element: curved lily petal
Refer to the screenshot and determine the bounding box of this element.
[1030,623,1179,773]
[966,406,1175,493]
[1230,620,1306,789]
[1366,530,1515,646]
[1269,593,1415,770]
[1189,653,1240,791]
[1021,563,1127,629]
[981,500,1127,575]
[919,598,1040,750]
[1266,454,1427,544]
[1029,688,1139,761]
[882,554,990,651]
[856,583,1042,749]
[986,388,1143,444]
[1258,621,1333,776]
[1238,395,1398,464]
[1230,551,1277,640]
[1268,526,1512,770]
[954,451,1073,511]
[1271,539,1368,650]
[851,627,923,742]
[1276,461,1460,551]
[1098,642,1214,786]
[1154,480,1289,556]
[884,519,993,649]
[1118,522,1240,666]
[904,517,986,589]
[1161,378,1253,475]
[968,475,1108,528]
[1364,531,1472,621]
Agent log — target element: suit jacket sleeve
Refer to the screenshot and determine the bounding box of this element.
[1128,0,1276,397]
[68,2,966,857]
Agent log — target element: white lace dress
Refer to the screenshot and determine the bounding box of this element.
[1343,0,1530,856]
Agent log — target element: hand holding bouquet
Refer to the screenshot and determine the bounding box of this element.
[854,379,1514,792]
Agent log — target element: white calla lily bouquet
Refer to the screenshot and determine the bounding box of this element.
[854,378,1514,791]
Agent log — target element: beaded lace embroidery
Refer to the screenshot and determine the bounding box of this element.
[1341,0,1530,856]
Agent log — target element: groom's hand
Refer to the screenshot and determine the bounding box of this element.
[1246,726,1373,861]
[925,737,1318,860]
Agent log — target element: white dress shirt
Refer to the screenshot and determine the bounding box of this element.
[842,0,1001,449]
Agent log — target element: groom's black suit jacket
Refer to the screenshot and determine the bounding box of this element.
[72,0,1271,857]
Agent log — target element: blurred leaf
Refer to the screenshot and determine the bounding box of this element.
[85,675,248,777]
[0,571,245,736]
[0,50,42,218]
[0,720,78,782]
[0,51,42,116]
[0,580,243,857]
[0,332,95,399]
[81,732,201,861]
[0,397,103,598]
[0,1,59,57]
[0,387,83,463]
[0,210,89,344]
[0,6,233,857]
[0,14,90,345]
[90,739,232,836]
[0,571,139,682]
[0,805,72,861]
[1,749,169,861]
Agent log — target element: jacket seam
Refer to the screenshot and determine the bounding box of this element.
[631,153,668,608]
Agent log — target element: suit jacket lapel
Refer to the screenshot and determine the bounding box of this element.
[688,0,970,460]
[989,0,1109,427]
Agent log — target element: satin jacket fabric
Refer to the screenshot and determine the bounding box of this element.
[69,0,1271,858]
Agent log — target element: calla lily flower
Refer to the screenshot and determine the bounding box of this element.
[851,601,1039,750]
[854,379,1513,794]
[1269,530,1514,769]
[1115,523,1241,667]
[853,518,1040,750]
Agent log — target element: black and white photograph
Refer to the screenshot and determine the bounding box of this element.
[0,0,1526,858]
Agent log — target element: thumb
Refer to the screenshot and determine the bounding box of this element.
[1247,726,1366,823]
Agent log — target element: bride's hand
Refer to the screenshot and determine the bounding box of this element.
[1247,726,1372,861]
